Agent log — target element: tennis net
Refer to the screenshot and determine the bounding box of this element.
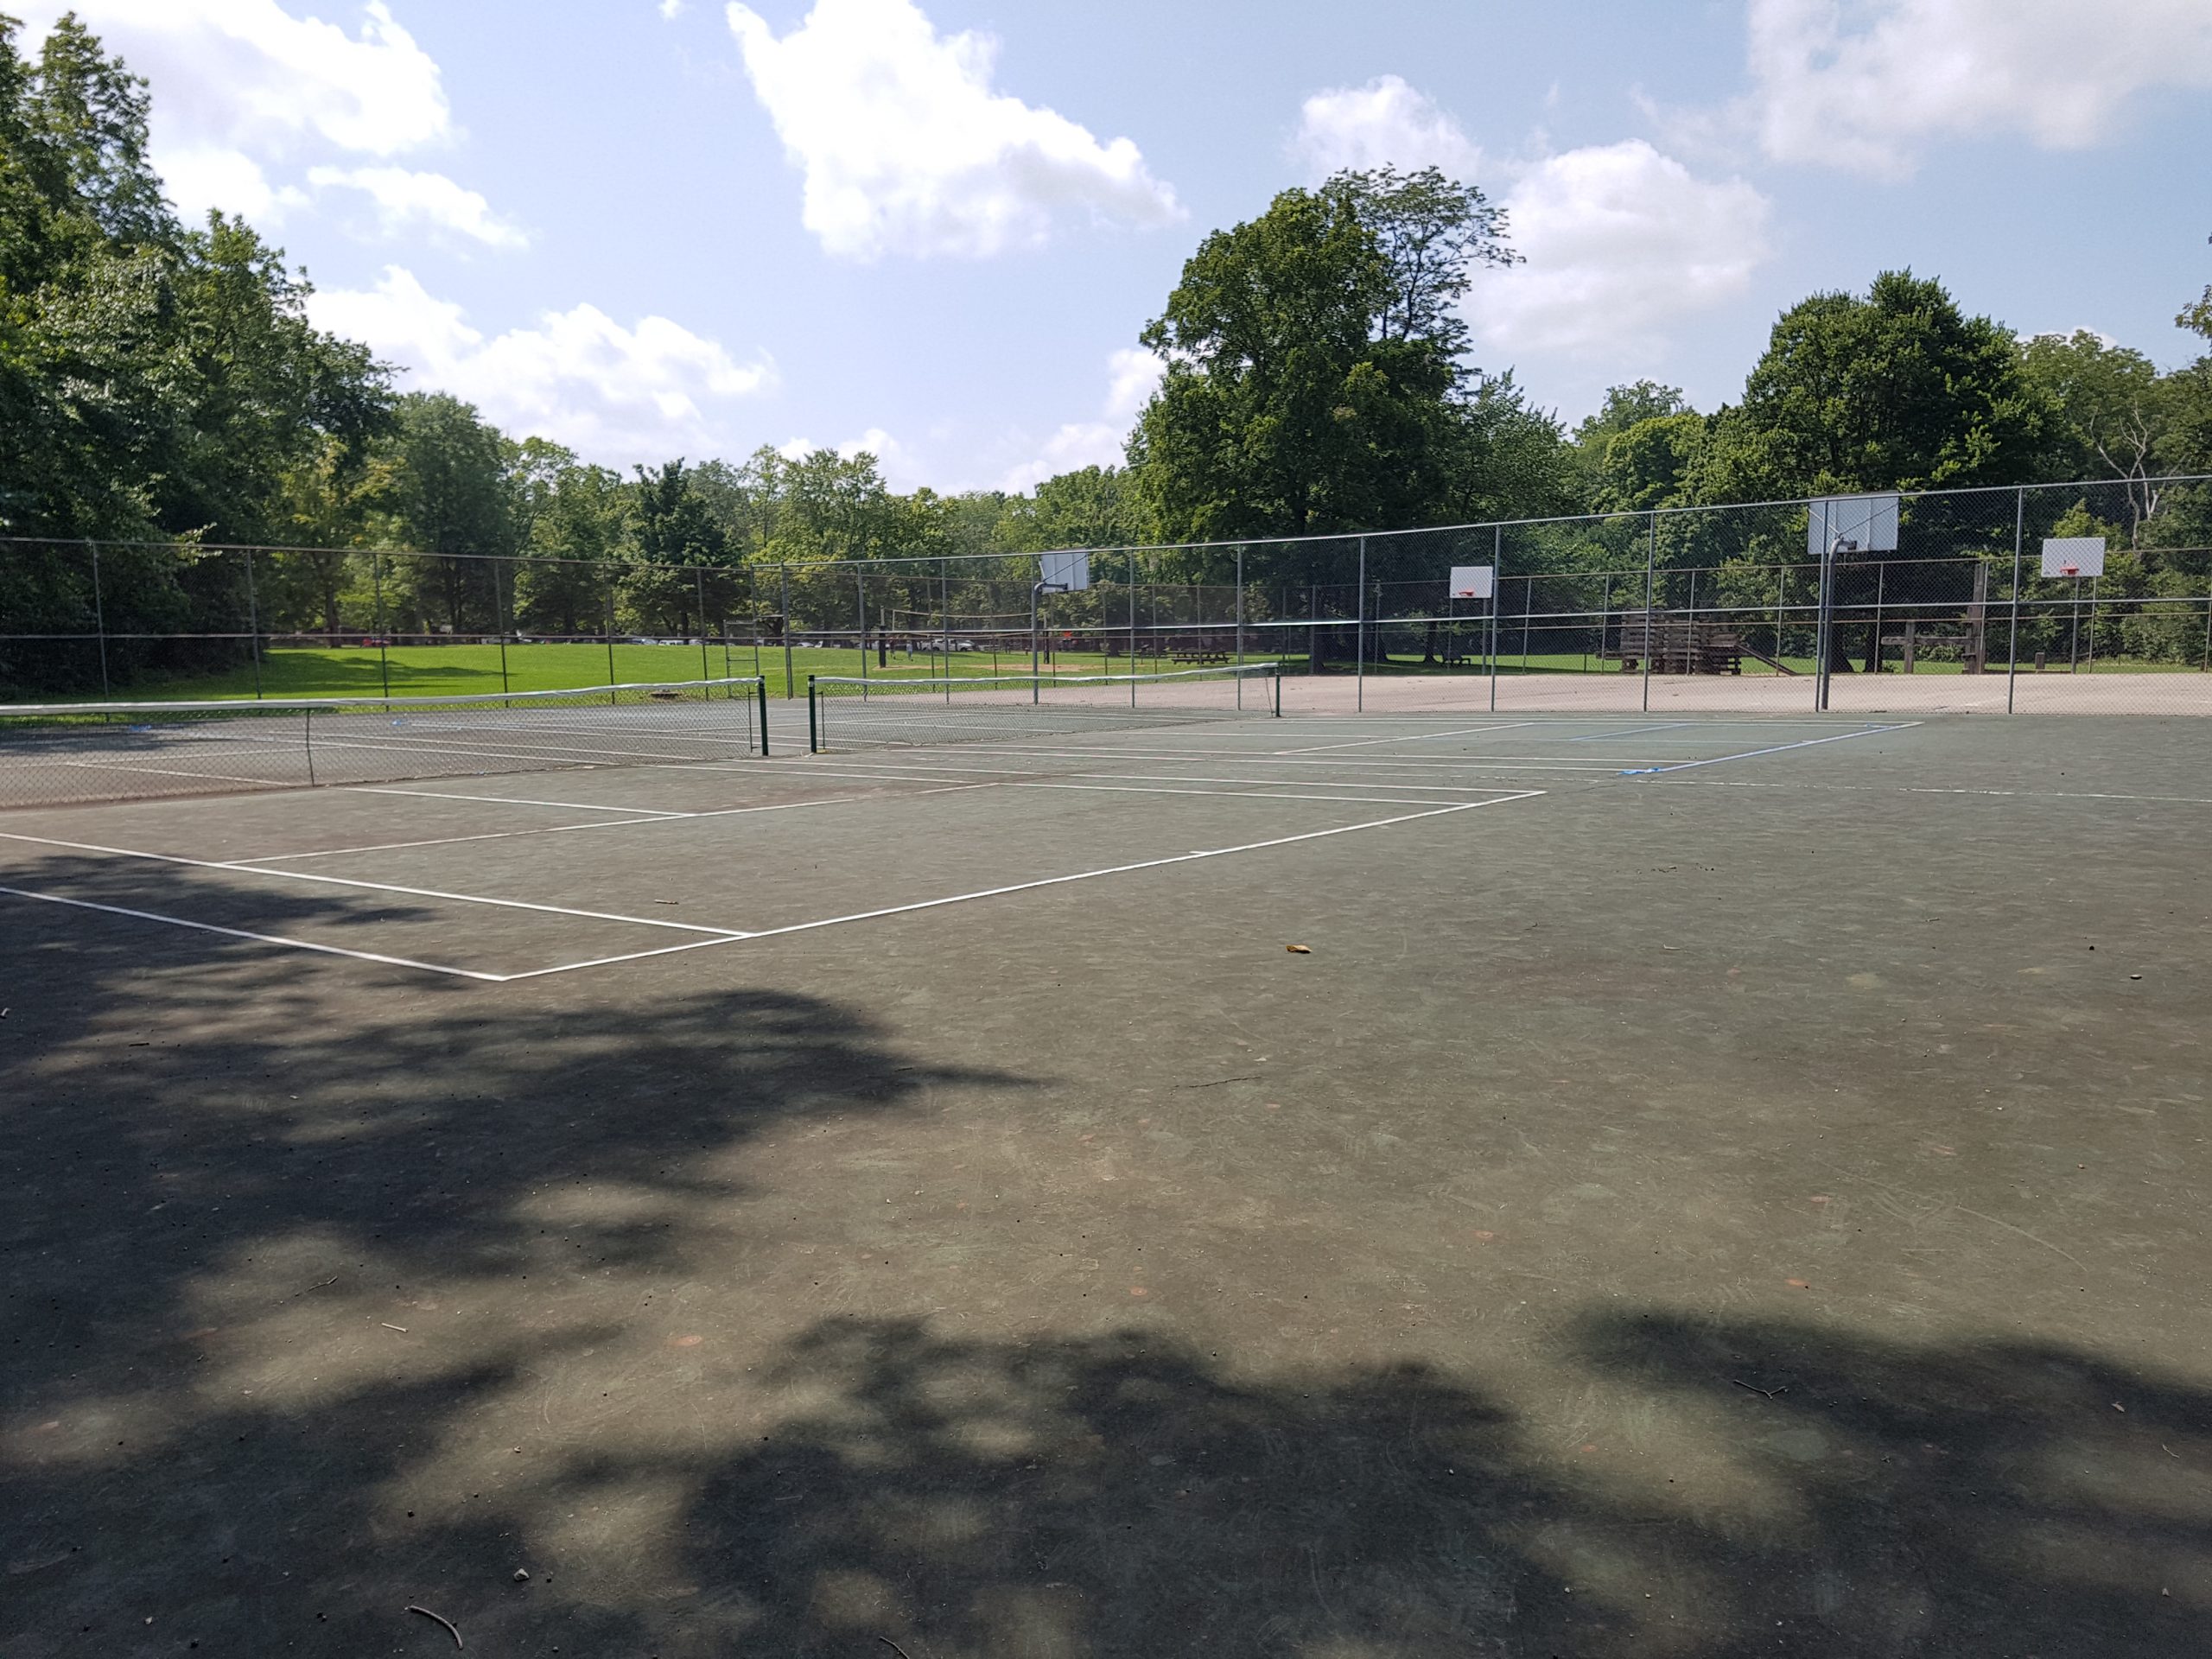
[0,677,768,809]
[807,663,1281,752]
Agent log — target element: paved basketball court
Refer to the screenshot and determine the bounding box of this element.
[3,711,2209,1656]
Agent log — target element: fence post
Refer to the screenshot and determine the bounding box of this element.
[2006,487,2024,713]
[696,567,710,684]
[1356,536,1367,713]
[856,566,868,683]
[1130,550,1140,707]
[87,541,111,700]
[243,546,264,700]
[372,550,392,704]
[1235,543,1245,702]
[603,572,618,699]
[1489,524,1501,712]
[781,563,794,699]
[1642,512,1656,714]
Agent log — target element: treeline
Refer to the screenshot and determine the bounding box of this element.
[4,15,2212,690]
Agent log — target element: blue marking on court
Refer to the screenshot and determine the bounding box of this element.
[1619,722,1916,776]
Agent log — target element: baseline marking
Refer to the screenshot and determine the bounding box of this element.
[1619,723,1917,775]
[1010,782,1482,807]
[0,883,500,981]
[510,790,1548,980]
[1275,722,1542,754]
[0,830,754,937]
[350,785,691,816]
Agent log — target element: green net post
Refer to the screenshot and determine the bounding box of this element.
[807,675,819,753]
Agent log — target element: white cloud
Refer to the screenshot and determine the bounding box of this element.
[1734,0,2212,177]
[724,0,1181,259]
[659,0,687,16]
[998,346,1162,493]
[308,166,529,248]
[156,145,308,223]
[19,1,451,156]
[308,267,776,466]
[1475,141,1773,360]
[1290,74,1482,178]
[14,3,514,242]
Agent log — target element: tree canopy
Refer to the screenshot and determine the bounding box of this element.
[1128,166,1540,544]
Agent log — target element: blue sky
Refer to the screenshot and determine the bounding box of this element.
[23,1,2212,490]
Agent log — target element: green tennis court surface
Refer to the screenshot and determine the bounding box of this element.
[3,709,2209,1656]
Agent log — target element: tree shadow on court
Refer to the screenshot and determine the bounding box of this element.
[5,861,2210,1657]
[0,855,1032,1652]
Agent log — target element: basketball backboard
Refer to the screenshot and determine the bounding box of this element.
[2041,537,2106,578]
[1040,550,1090,591]
[1808,494,1900,558]
[1448,563,1495,601]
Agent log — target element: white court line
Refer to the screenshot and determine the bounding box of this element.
[1567,721,1701,741]
[0,830,753,937]
[1688,779,2212,806]
[1275,722,1541,754]
[211,784,996,865]
[226,817,680,864]
[0,883,501,981]
[1010,782,1480,807]
[8,785,1546,982]
[1623,723,1919,775]
[350,785,691,816]
[782,753,1634,782]
[752,756,1510,798]
[678,792,1550,954]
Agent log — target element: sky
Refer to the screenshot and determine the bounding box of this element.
[17,0,2212,493]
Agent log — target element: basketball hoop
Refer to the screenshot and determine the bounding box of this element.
[2060,563,2080,578]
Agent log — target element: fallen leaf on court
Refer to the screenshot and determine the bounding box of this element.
[1471,1230,1495,1242]
[668,1334,703,1347]
[1285,944,1312,954]
[1129,1287,1147,1297]
[1786,1278,1811,1289]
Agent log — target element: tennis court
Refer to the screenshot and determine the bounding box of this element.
[4,683,2209,1656]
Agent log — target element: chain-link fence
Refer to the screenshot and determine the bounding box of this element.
[7,475,2210,713]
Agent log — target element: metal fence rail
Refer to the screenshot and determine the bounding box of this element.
[5,475,2209,715]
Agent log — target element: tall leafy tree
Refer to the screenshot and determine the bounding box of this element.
[375,393,515,637]
[1695,270,2044,500]
[2020,331,2179,538]
[1132,168,1519,547]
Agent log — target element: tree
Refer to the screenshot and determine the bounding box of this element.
[1695,270,2044,501]
[1332,164,1516,356]
[1569,383,1699,512]
[374,393,515,638]
[1132,175,1489,544]
[1030,466,1146,550]
[2019,331,2177,539]
[0,14,391,691]
[515,453,628,637]
[620,460,729,636]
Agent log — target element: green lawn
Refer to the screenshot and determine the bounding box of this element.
[54,640,1268,704]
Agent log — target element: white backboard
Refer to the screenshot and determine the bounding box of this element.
[2041,537,2106,578]
[1448,564,1495,601]
[1808,494,1900,557]
[1039,550,1090,591]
